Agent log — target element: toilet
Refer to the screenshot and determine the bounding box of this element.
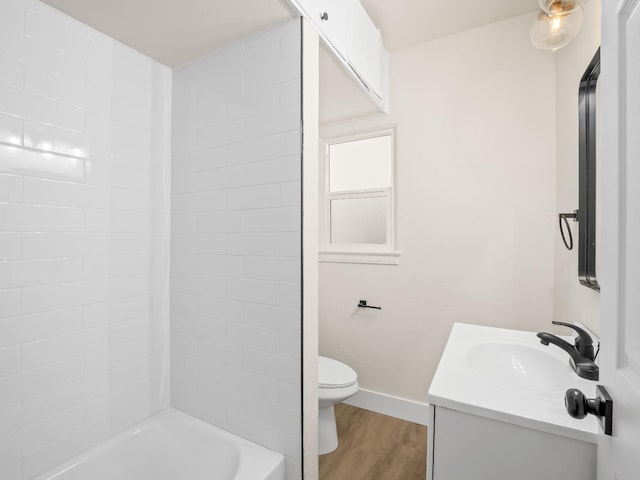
[318,356,359,455]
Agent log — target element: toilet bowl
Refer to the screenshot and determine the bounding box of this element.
[318,356,359,455]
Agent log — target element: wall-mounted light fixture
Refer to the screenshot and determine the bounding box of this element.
[530,0,587,51]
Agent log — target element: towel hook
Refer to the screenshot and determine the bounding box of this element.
[559,210,578,250]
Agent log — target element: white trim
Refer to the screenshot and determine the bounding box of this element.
[343,388,430,426]
[301,18,320,480]
[427,405,435,480]
[328,186,391,196]
[320,126,398,262]
[319,250,400,265]
[320,114,397,135]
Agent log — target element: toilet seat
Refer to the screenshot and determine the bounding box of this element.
[319,356,358,389]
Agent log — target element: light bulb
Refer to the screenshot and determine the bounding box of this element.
[538,0,586,15]
[530,8,583,51]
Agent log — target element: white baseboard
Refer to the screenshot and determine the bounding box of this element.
[343,388,430,426]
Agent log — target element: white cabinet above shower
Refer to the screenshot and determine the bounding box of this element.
[289,0,389,112]
[347,0,385,99]
[299,0,349,56]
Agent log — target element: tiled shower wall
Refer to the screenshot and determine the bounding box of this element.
[0,0,171,478]
[170,19,302,479]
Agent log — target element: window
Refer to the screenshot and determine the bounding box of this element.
[320,128,399,265]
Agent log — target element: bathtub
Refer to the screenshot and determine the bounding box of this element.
[32,408,285,480]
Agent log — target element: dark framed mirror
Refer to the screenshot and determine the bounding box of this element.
[578,48,600,291]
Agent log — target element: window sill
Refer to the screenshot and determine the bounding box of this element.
[319,251,401,265]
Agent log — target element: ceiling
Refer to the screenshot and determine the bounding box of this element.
[41,0,539,124]
[42,0,539,67]
[363,0,538,52]
[41,0,296,67]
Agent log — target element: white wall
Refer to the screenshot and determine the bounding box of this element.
[553,0,601,334]
[319,13,557,403]
[170,20,302,480]
[0,0,172,478]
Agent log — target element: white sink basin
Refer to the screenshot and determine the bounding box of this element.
[428,323,599,443]
[466,342,569,393]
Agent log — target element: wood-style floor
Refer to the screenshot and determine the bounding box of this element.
[319,404,427,480]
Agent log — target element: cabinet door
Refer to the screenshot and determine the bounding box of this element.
[347,0,382,98]
[299,0,349,57]
[432,407,596,480]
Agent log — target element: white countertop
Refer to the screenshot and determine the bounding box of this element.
[428,323,599,443]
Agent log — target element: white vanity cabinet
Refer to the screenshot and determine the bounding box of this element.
[428,406,596,480]
[427,324,600,480]
[290,0,389,110]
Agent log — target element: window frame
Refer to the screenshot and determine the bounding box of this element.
[319,126,399,265]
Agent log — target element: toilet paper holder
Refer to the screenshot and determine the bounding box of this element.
[358,300,381,310]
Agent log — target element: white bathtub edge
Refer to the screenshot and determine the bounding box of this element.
[30,407,285,480]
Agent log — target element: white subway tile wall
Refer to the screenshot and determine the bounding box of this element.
[171,19,302,479]
[0,0,171,478]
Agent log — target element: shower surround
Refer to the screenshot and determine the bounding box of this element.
[0,0,302,479]
[170,20,302,479]
[0,0,171,478]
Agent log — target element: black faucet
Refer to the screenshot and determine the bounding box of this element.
[537,321,599,381]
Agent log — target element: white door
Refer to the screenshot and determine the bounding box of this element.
[599,0,640,477]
